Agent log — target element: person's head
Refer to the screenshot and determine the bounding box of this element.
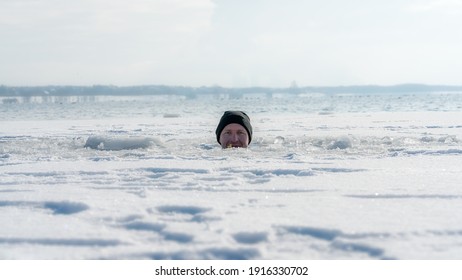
[215,111,253,148]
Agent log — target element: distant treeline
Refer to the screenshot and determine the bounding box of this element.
[1,84,462,97]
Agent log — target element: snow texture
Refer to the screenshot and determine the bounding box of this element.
[1,93,462,259]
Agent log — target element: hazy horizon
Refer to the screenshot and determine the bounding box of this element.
[1,0,462,87]
[2,83,462,89]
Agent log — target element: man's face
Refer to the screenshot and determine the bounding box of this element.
[219,123,249,148]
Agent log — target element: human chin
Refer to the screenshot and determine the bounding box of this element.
[224,142,246,148]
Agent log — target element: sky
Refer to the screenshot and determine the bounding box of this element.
[1,0,462,87]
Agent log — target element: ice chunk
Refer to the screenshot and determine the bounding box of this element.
[84,135,155,150]
[327,136,352,150]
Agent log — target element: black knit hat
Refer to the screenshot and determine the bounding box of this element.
[216,111,253,144]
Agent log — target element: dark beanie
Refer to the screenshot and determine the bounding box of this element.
[216,111,253,144]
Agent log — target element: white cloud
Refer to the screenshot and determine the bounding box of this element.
[407,0,462,13]
[0,0,214,85]
[1,0,462,86]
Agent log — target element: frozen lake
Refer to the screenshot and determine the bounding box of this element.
[1,92,462,259]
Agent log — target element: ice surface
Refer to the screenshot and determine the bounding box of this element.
[1,93,462,259]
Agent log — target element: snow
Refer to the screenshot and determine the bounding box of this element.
[1,93,462,259]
